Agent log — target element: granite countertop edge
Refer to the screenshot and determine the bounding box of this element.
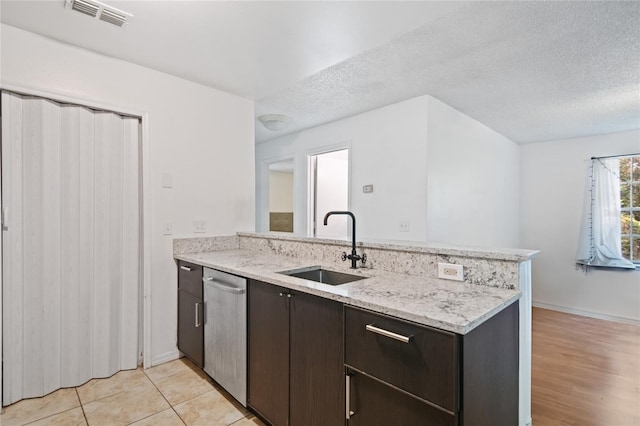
[236,232,540,262]
[175,249,521,335]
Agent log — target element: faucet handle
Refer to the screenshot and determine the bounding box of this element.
[341,252,348,262]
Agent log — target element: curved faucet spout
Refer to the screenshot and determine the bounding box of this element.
[323,210,354,226]
[323,211,363,269]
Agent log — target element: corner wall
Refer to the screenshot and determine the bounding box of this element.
[426,97,520,247]
[520,130,640,322]
[256,95,520,247]
[1,24,256,363]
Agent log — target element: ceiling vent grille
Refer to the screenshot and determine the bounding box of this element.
[99,8,127,27]
[65,0,132,27]
[70,0,99,17]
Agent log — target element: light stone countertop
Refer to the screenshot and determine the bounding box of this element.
[175,249,521,335]
[237,232,540,262]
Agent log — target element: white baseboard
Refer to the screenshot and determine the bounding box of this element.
[149,350,180,368]
[532,302,640,326]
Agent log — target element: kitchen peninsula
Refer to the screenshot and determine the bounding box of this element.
[174,232,539,426]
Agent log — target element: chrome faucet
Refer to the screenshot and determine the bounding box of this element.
[323,211,366,269]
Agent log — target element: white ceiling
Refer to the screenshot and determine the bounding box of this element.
[2,1,639,144]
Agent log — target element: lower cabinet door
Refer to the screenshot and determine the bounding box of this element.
[177,289,203,367]
[347,371,456,426]
[289,292,344,426]
[247,280,290,426]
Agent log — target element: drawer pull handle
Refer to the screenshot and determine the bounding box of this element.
[365,324,412,343]
[346,373,355,419]
[180,266,193,271]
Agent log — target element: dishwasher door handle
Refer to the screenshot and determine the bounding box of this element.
[207,280,246,295]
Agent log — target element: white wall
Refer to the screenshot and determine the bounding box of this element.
[426,97,520,247]
[1,24,255,364]
[256,94,520,247]
[256,96,430,241]
[520,130,640,322]
[269,170,293,212]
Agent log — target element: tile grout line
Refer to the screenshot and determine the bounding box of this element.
[142,369,187,425]
[76,388,90,426]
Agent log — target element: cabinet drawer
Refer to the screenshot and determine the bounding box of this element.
[178,261,203,297]
[345,307,458,412]
[347,370,456,426]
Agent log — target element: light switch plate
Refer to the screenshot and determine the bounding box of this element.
[163,223,172,235]
[438,263,464,281]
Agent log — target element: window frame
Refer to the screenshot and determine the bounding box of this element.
[620,155,640,264]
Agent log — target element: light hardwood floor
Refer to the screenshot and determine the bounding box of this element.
[532,307,640,426]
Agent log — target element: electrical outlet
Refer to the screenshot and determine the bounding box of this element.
[193,220,207,233]
[437,263,464,281]
[399,220,410,232]
[163,223,172,235]
[363,184,374,193]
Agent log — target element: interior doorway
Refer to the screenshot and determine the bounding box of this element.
[309,149,349,238]
[268,159,295,232]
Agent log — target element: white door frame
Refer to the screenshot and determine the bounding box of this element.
[0,84,152,408]
[305,143,352,237]
[258,154,296,233]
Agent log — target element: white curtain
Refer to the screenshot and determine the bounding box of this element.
[1,92,140,405]
[576,158,635,269]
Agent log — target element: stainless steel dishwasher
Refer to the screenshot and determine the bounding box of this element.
[203,267,247,406]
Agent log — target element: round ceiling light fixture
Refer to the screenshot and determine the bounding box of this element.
[257,114,292,132]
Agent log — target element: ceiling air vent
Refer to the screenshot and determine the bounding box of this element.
[99,8,127,27]
[69,0,99,17]
[65,0,132,27]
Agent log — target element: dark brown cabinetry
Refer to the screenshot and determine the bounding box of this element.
[247,279,344,426]
[177,261,204,368]
[345,303,519,426]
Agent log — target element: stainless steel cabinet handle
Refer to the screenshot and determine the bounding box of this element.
[279,292,285,297]
[346,373,355,419]
[286,293,293,298]
[203,277,213,281]
[195,302,201,327]
[180,266,192,271]
[365,324,412,343]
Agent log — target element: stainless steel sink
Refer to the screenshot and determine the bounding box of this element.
[278,266,367,286]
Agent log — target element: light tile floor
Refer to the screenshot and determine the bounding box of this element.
[0,358,265,426]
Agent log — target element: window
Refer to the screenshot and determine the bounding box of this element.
[576,155,637,270]
[620,155,640,262]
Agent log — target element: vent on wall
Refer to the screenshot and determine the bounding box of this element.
[65,0,132,27]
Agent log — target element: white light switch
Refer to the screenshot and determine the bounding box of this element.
[163,223,173,235]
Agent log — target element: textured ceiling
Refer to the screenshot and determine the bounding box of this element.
[1,1,639,145]
[256,1,640,144]
[0,1,462,100]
